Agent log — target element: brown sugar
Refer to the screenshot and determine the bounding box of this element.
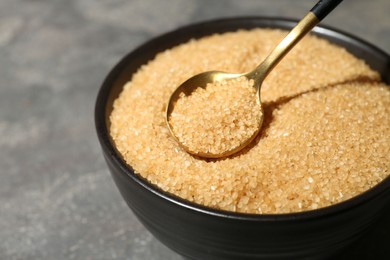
[168,77,262,156]
[109,28,389,214]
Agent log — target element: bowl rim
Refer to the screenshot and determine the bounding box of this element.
[95,16,390,222]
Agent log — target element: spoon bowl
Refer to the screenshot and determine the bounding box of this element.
[165,71,262,158]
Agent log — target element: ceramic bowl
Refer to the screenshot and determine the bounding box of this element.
[95,17,390,260]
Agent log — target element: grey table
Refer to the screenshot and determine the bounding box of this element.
[1,1,389,259]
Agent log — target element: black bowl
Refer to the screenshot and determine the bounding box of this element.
[95,17,390,260]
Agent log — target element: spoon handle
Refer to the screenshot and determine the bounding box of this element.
[311,0,343,21]
[252,0,343,85]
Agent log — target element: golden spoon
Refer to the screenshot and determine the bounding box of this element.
[166,0,343,158]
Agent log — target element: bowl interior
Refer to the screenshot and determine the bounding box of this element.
[95,17,390,220]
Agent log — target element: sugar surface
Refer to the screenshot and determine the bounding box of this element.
[110,29,389,214]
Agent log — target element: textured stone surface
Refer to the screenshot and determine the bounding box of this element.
[0,0,389,259]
